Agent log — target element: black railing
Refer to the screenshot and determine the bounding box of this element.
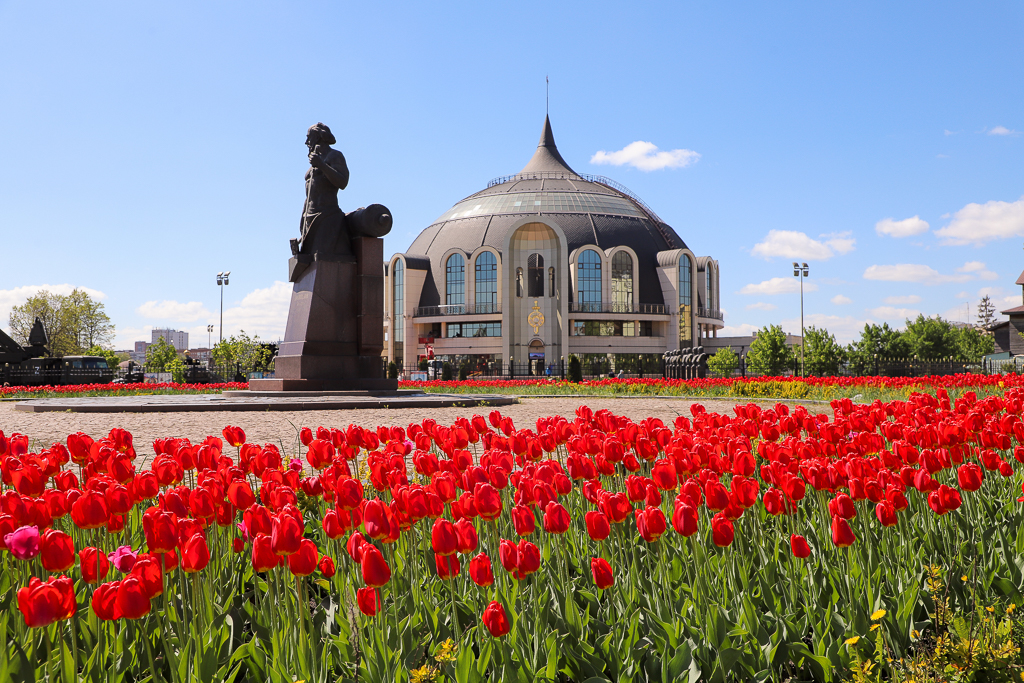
[569,302,667,314]
[414,303,502,317]
[697,307,724,321]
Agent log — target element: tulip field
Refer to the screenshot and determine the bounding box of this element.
[5,388,1024,681]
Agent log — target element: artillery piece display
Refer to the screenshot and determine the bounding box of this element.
[0,318,114,386]
[663,346,709,380]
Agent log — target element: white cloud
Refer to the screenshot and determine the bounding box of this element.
[988,126,1020,136]
[863,264,972,285]
[875,216,929,238]
[751,230,838,261]
[219,281,292,340]
[935,196,1024,245]
[883,295,922,305]
[136,300,212,323]
[779,314,871,344]
[739,277,819,296]
[745,302,777,311]
[944,129,957,136]
[590,141,700,171]
[868,306,921,320]
[0,284,108,335]
[831,295,852,305]
[823,232,856,255]
[955,260,998,280]
[719,323,759,337]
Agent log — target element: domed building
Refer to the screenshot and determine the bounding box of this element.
[385,117,722,374]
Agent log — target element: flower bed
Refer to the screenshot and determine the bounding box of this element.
[2,388,1024,680]
[0,381,248,399]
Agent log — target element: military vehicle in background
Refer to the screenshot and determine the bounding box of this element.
[0,318,115,386]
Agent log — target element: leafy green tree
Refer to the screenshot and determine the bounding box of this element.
[166,356,186,383]
[846,323,912,375]
[903,315,961,359]
[746,325,795,376]
[955,326,994,361]
[803,327,846,376]
[707,347,739,377]
[8,288,114,357]
[145,337,178,372]
[212,331,274,375]
[83,345,124,370]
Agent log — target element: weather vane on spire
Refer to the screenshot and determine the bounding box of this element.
[546,75,549,116]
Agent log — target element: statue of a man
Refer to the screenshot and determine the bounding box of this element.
[293,122,351,258]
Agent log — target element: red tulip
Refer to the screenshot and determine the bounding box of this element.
[17,575,76,627]
[357,586,381,616]
[710,513,734,547]
[435,553,461,580]
[70,491,109,530]
[498,539,518,573]
[222,426,246,448]
[271,513,304,556]
[469,553,494,587]
[361,545,392,587]
[232,537,245,553]
[347,531,367,562]
[251,534,280,572]
[511,505,535,536]
[91,582,120,620]
[180,533,210,573]
[319,555,336,578]
[831,515,856,548]
[288,538,319,576]
[514,540,540,579]
[635,506,667,543]
[79,547,111,583]
[875,500,898,527]
[431,518,458,556]
[40,529,74,572]
[129,556,164,599]
[828,494,856,520]
[363,499,393,541]
[322,509,345,539]
[790,534,810,559]
[482,600,510,637]
[957,462,983,492]
[454,518,478,554]
[473,482,503,521]
[143,508,178,553]
[584,511,611,541]
[227,480,256,509]
[115,576,151,619]
[543,501,571,535]
[599,492,632,524]
[672,502,699,537]
[590,557,614,589]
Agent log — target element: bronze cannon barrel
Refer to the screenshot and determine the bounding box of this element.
[345,204,393,238]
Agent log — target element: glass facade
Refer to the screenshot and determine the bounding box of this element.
[678,255,692,348]
[475,252,497,312]
[706,264,715,312]
[515,268,524,297]
[611,251,633,312]
[572,320,652,337]
[446,322,501,338]
[577,249,602,312]
[392,259,404,362]
[446,254,465,307]
[527,253,544,297]
[548,267,555,297]
[434,191,644,223]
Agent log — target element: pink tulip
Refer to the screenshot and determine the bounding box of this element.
[4,525,40,560]
[107,545,139,572]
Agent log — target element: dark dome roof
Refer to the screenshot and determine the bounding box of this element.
[405,117,687,307]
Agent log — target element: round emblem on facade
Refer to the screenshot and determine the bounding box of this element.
[528,300,545,335]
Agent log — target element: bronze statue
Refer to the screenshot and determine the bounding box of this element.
[293,123,352,258]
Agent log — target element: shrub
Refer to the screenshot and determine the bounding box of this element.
[707,347,739,378]
[458,363,469,381]
[568,355,583,383]
[387,361,399,380]
[441,362,453,381]
[747,325,795,377]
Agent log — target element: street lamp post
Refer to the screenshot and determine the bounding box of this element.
[216,272,230,343]
[793,262,808,376]
[207,324,214,349]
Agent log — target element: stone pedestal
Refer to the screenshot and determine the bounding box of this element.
[250,236,396,392]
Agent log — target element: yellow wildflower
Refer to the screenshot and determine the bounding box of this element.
[845,636,861,646]
[410,665,437,683]
[870,609,887,621]
[987,606,995,612]
[1008,603,1017,614]
[434,638,458,663]
[870,624,881,631]
[962,575,968,582]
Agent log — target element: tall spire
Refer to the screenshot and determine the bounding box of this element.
[519,115,577,176]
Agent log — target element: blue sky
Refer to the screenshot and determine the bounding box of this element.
[1,1,1022,346]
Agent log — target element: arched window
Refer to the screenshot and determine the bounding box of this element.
[446,254,465,309]
[392,259,404,361]
[611,251,633,313]
[516,268,524,298]
[577,249,602,312]
[528,253,544,297]
[678,255,692,347]
[706,264,715,312]
[474,252,497,313]
[548,267,555,298]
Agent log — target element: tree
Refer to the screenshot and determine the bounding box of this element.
[803,327,846,376]
[707,347,739,378]
[568,355,583,383]
[83,345,124,370]
[977,295,997,328]
[846,322,912,375]
[955,326,994,361]
[146,337,178,372]
[211,331,274,376]
[903,315,961,359]
[8,289,114,357]
[746,325,795,376]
